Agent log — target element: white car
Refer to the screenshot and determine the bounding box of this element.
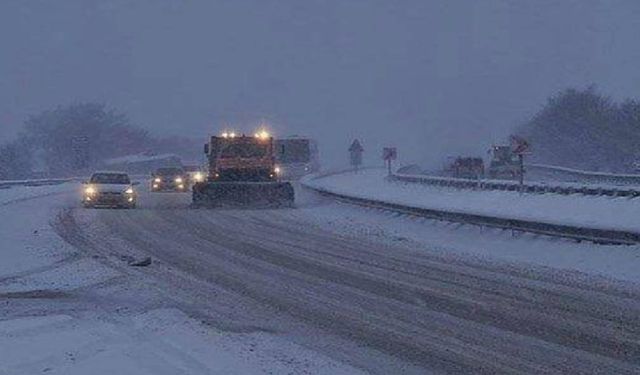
[83,171,138,209]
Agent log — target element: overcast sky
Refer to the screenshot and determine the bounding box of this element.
[1,0,639,167]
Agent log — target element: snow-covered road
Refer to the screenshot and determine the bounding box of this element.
[0,186,365,375]
[2,183,640,374]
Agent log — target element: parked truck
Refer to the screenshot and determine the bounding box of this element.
[487,145,521,180]
[445,157,485,179]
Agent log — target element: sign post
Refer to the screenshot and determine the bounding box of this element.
[382,147,397,176]
[510,135,531,191]
[349,139,364,172]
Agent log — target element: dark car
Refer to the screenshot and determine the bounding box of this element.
[83,171,138,208]
[151,167,189,192]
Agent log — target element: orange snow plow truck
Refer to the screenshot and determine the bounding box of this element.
[192,131,294,207]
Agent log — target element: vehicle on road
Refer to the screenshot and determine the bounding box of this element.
[192,131,295,207]
[446,156,485,179]
[151,167,189,192]
[83,171,137,209]
[183,164,206,185]
[274,137,320,180]
[488,145,521,180]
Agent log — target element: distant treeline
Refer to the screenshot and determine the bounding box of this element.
[0,103,199,179]
[518,87,640,172]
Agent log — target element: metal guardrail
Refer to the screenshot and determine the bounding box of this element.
[0,174,158,190]
[0,178,76,189]
[302,181,640,245]
[390,173,640,198]
[526,164,640,186]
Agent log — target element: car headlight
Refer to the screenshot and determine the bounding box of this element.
[85,186,96,195]
[154,177,162,183]
[274,167,281,174]
[194,172,204,182]
[125,187,134,194]
[175,177,183,183]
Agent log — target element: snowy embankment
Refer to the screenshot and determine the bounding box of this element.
[304,168,640,232]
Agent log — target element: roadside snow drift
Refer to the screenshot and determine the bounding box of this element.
[305,169,640,232]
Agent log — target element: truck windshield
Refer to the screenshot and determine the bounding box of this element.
[220,143,268,158]
[90,173,131,184]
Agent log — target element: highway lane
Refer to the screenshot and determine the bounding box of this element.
[55,188,640,374]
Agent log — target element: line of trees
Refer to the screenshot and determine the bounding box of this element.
[518,86,640,172]
[0,103,197,179]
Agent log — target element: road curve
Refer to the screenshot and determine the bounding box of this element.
[55,189,640,374]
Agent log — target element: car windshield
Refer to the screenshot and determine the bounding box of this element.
[156,167,184,176]
[90,173,130,185]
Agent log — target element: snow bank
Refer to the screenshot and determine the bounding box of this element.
[305,169,640,232]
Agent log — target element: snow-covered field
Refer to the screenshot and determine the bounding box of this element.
[305,168,640,232]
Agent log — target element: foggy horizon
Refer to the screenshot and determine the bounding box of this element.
[2,0,640,167]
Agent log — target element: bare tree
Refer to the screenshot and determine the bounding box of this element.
[20,103,152,176]
[519,87,640,172]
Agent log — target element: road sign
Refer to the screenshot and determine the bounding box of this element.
[510,135,530,155]
[349,139,364,170]
[382,147,397,161]
[382,147,397,176]
[509,135,530,189]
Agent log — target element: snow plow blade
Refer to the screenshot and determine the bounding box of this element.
[192,181,294,208]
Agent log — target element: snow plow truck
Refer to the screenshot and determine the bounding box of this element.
[192,131,294,207]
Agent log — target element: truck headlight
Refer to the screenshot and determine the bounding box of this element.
[85,186,96,195]
[154,177,162,183]
[274,167,281,174]
[125,188,134,194]
[194,172,204,182]
[175,177,183,183]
